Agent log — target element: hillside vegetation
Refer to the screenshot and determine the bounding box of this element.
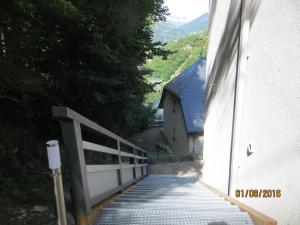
[145,31,208,104]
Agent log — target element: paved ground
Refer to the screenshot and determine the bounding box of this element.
[149,160,203,180]
[95,176,254,225]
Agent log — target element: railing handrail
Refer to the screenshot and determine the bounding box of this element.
[52,106,148,225]
[53,106,147,154]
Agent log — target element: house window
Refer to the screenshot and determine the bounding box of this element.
[172,128,175,142]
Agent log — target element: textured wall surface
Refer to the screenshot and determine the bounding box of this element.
[204,0,300,224]
[163,92,203,153]
[203,0,241,192]
[163,92,190,153]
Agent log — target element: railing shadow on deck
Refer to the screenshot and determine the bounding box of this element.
[52,106,148,225]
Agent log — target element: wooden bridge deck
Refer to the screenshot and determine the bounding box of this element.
[95,175,254,225]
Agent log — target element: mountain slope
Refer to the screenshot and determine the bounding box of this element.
[145,31,208,104]
[180,13,209,34]
[152,22,180,43]
[153,13,208,42]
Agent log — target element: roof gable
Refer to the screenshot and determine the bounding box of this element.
[160,58,206,134]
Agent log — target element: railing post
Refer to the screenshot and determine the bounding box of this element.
[133,149,136,179]
[59,119,92,225]
[141,153,144,176]
[117,141,124,192]
[143,152,146,176]
[145,152,148,176]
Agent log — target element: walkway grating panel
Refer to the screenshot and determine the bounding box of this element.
[95,175,254,225]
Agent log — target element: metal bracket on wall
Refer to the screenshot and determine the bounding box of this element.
[247,144,253,156]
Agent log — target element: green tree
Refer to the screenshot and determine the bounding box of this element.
[0,0,169,202]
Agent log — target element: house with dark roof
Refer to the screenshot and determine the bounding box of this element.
[159,58,206,154]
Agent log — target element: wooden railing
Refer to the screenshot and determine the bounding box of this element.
[53,106,148,225]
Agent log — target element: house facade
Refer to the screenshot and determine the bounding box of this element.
[159,59,206,154]
[203,1,300,224]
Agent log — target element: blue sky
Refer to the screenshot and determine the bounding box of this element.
[165,0,209,23]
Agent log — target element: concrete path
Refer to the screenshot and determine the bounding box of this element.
[95,176,254,225]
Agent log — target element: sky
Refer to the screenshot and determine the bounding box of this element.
[164,0,209,23]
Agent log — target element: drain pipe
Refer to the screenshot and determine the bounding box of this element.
[227,0,244,196]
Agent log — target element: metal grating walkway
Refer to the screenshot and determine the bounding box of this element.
[95,176,254,225]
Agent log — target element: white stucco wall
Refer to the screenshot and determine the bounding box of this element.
[204,0,300,224]
[203,0,241,192]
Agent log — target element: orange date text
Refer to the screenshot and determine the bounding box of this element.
[235,189,281,198]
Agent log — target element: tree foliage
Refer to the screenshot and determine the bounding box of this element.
[0,0,168,177]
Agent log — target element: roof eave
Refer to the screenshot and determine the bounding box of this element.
[187,130,204,135]
[158,87,181,108]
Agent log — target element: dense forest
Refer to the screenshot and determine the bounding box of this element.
[145,31,208,104]
[0,0,169,223]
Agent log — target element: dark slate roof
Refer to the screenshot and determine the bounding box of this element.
[159,58,206,134]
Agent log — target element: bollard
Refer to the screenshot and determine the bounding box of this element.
[46,140,68,225]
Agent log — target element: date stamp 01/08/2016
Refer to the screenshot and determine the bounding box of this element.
[235,189,282,198]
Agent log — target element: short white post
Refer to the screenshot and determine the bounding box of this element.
[46,140,68,225]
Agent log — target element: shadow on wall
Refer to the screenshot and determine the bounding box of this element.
[129,127,169,151]
[206,0,260,115]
